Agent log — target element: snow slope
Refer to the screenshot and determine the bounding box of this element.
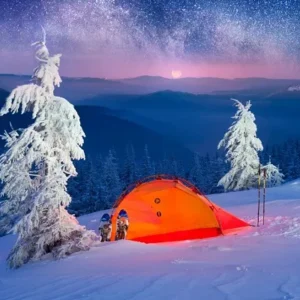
[1,181,300,300]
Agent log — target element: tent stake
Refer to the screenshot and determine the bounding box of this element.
[257,164,261,227]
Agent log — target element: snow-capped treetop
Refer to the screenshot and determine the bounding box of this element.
[0,37,62,118]
[218,99,263,160]
[218,99,263,191]
[31,41,62,94]
[262,158,284,187]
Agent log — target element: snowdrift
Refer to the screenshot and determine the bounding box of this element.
[1,180,300,299]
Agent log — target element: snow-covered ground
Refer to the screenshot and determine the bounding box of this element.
[1,181,300,300]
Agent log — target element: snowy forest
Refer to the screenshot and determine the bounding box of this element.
[0,36,292,269]
[67,137,299,216]
[1,137,295,219]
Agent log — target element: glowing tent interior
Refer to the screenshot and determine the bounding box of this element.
[110,176,250,243]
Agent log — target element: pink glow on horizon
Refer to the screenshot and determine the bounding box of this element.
[0,51,300,80]
[61,59,300,80]
[52,55,300,79]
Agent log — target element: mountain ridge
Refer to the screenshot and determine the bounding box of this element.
[0,88,194,165]
[1,74,300,101]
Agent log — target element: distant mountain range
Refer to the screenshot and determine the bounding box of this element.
[78,90,300,154]
[1,74,300,158]
[0,88,194,165]
[1,74,300,101]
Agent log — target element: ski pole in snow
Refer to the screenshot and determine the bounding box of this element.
[262,168,267,225]
[257,164,261,227]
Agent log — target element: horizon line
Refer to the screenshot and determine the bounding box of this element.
[1,73,300,82]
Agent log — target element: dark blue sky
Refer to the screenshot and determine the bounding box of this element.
[1,0,300,78]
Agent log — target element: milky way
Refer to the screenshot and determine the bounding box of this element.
[1,0,300,78]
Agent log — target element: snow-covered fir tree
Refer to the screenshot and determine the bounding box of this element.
[266,139,300,181]
[0,35,97,268]
[141,144,155,177]
[67,161,86,216]
[93,154,106,211]
[188,152,204,189]
[121,144,139,187]
[207,153,228,194]
[168,156,184,177]
[262,158,284,187]
[218,99,263,191]
[201,154,212,191]
[101,149,122,208]
[81,158,100,213]
[69,158,100,215]
[286,149,300,180]
[94,154,104,178]
[160,154,171,174]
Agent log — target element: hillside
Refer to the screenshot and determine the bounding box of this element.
[81,90,300,153]
[1,180,300,299]
[2,86,300,156]
[0,90,193,164]
[76,106,193,164]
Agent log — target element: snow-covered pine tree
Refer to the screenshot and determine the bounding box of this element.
[0,35,97,268]
[67,161,86,216]
[83,158,99,213]
[188,152,205,190]
[121,144,138,187]
[93,154,106,211]
[160,153,171,175]
[168,156,184,177]
[207,153,228,194]
[141,144,154,177]
[72,158,99,215]
[166,156,178,176]
[218,99,263,191]
[101,149,122,208]
[263,158,284,187]
[286,147,300,180]
[201,153,211,192]
[256,139,300,182]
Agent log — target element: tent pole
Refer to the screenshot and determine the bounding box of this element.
[263,168,266,225]
[257,164,261,227]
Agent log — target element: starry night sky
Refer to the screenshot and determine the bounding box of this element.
[1,0,300,79]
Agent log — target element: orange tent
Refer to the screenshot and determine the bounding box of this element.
[111,176,250,243]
